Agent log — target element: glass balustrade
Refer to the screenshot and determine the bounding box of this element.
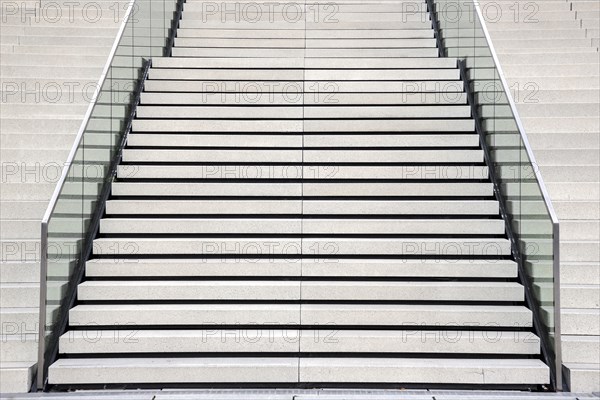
[429,0,561,389]
[36,0,180,389]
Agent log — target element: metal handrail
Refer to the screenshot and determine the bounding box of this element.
[468,1,562,390]
[472,2,559,224]
[36,0,136,389]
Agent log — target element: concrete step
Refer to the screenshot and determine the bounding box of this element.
[176,47,441,58]
[121,149,483,163]
[0,53,108,67]
[563,363,600,392]
[0,336,37,362]
[0,25,121,37]
[92,238,511,256]
[560,220,600,241]
[497,46,598,54]
[0,362,36,393]
[1,281,67,307]
[554,201,600,220]
[1,87,104,104]
[535,149,600,166]
[547,182,600,201]
[582,18,600,29]
[487,20,582,31]
[491,30,587,41]
[68,304,531,327]
[561,285,600,308]
[522,116,599,133]
[562,335,600,364]
[180,11,432,23]
[0,182,96,201]
[265,168,446,190]
[506,76,599,90]
[1,148,83,164]
[517,103,600,118]
[125,134,477,149]
[104,200,500,216]
[562,308,600,335]
[154,56,457,69]
[538,165,599,182]
[178,19,431,30]
[47,357,549,385]
[459,38,595,49]
[171,47,437,58]
[1,220,45,239]
[0,307,39,330]
[147,68,460,81]
[8,44,112,56]
[0,201,47,220]
[110,182,494,197]
[503,63,600,77]
[84,258,517,278]
[528,132,600,150]
[58,329,539,354]
[135,105,471,119]
[1,183,59,201]
[0,283,38,307]
[98,218,505,235]
[561,240,600,262]
[0,133,78,149]
[77,281,522,302]
[0,262,39,283]
[14,35,117,46]
[0,65,108,80]
[177,28,435,39]
[140,88,467,104]
[0,117,83,134]
[498,52,598,64]
[0,103,90,117]
[561,262,600,285]
[571,1,600,12]
[130,118,474,133]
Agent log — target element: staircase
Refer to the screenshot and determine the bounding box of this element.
[479,0,600,392]
[44,0,551,388]
[0,0,128,391]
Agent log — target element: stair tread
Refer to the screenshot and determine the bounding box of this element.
[77,280,524,301]
[85,258,517,278]
[47,357,549,384]
[68,303,532,327]
[58,329,539,355]
[104,200,500,215]
[98,218,506,235]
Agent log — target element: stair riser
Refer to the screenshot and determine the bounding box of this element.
[85,259,517,278]
[78,281,522,302]
[59,330,539,354]
[69,305,531,327]
[92,238,512,256]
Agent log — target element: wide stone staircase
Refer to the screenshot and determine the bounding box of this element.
[42,0,552,388]
[0,0,129,392]
[480,0,600,392]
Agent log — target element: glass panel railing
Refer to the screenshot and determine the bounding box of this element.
[429,0,562,390]
[37,0,179,389]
